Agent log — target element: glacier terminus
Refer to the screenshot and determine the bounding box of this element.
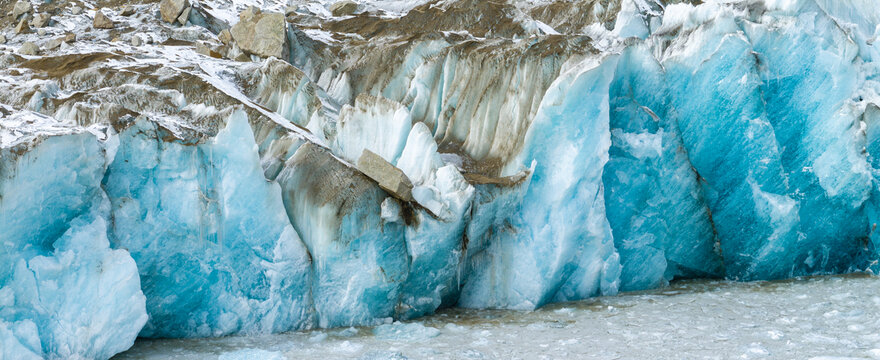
[2,0,880,358]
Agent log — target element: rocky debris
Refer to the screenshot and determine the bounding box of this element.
[14,17,30,34]
[31,13,51,28]
[229,7,287,59]
[0,34,6,44]
[329,1,358,17]
[17,42,39,55]
[159,0,188,24]
[177,6,191,25]
[195,42,222,58]
[63,33,76,43]
[12,1,31,20]
[131,35,142,46]
[218,29,232,45]
[45,37,63,50]
[120,5,136,16]
[71,6,82,15]
[357,149,414,202]
[93,10,115,29]
[225,44,251,61]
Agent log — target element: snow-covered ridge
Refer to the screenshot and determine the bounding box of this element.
[3,0,880,358]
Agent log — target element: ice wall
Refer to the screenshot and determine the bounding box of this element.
[276,143,409,328]
[8,0,880,354]
[0,111,146,360]
[459,56,622,309]
[103,111,313,338]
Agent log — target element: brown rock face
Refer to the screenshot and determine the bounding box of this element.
[93,10,115,29]
[229,9,287,59]
[159,0,187,23]
[357,149,414,202]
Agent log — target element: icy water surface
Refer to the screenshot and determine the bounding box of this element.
[116,274,880,359]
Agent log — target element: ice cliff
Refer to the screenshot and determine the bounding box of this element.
[2,0,880,358]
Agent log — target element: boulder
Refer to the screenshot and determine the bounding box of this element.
[31,13,51,28]
[329,1,358,17]
[159,0,187,23]
[0,34,6,44]
[71,6,82,15]
[12,1,31,19]
[357,149,414,202]
[63,33,76,43]
[195,42,222,58]
[14,17,30,34]
[120,5,136,16]
[218,28,232,45]
[45,37,63,50]
[93,10,115,29]
[229,9,287,59]
[17,42,39,56]
[177,6,191,25]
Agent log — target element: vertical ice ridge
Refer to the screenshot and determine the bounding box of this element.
[0,108,147,360]
[103,110,313,338]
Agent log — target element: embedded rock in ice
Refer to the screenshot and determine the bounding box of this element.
[277,143,408,328]
[103,111,313,338]
[357,149,415,203]
[0,108,146,360]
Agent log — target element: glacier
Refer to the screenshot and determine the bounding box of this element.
[3,0,880,357]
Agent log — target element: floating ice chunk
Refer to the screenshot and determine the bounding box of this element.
[218,348,286,360]
[373,322,440,341]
